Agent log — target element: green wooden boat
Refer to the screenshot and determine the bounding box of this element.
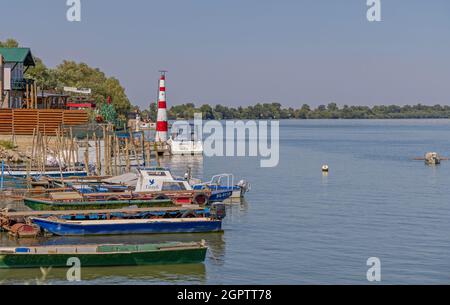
[23,197,174,211]
[0,241,207,269]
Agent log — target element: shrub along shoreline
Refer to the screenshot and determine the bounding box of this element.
[140,102,450,120]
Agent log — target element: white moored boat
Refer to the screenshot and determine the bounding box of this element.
[168,139,203,155]
[103,168,233,203]
[168,123,203,155]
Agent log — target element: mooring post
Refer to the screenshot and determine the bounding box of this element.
[0,159,4,190]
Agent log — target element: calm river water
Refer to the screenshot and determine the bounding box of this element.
[2,119,450,284]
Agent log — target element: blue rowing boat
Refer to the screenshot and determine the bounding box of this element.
[31,217,222,236]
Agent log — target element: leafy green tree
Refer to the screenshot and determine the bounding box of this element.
[327,102,338,111]
[1,39,131,116]
[26,58,59,89]
[141,102,158,121]
[200,104,215,119]
[99,103,117,124]
[51,61,131,116]
[0,39,19,48]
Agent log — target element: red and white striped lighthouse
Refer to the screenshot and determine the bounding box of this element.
[155,71,168,142]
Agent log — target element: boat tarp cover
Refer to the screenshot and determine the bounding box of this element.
[102,173,138,186]
[49,192,83,200]
[97,243,178,253]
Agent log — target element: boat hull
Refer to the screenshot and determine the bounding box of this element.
[231,190,242,198]
[32,218,222,236]
[192,185,234,201]
[209,190,233,202]
[168,139,203,155]
[0,247,207,269]
[23,198,174,211]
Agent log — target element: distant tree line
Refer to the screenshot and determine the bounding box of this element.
[140,102,450,120]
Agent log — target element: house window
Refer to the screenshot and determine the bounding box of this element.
[11,63,23,81]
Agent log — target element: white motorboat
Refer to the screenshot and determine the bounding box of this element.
[168,123,203,155]
[103,168,233,203]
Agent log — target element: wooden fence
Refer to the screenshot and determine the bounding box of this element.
[0,109,89,135]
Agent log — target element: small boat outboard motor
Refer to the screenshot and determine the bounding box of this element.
[210,202,226,220]
[184,167,192,180]
[237,179,250,197]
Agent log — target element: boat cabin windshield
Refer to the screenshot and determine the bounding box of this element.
[171,123,200,142]
[162,182,188,191]
[135,169,192,192]
[147,171,168,177]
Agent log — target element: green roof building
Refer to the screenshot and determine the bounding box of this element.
[0,48,36,66]
[0,47,36,108]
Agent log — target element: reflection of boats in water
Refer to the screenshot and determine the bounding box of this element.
[0,263,206,284]
[159,155,204,176]
[221,198,249,223]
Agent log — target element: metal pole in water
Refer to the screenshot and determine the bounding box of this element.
[1,159,4,190]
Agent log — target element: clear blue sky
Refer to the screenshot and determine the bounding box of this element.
[1,0,450,109]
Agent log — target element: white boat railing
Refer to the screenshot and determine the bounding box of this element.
[200,174,235,189]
